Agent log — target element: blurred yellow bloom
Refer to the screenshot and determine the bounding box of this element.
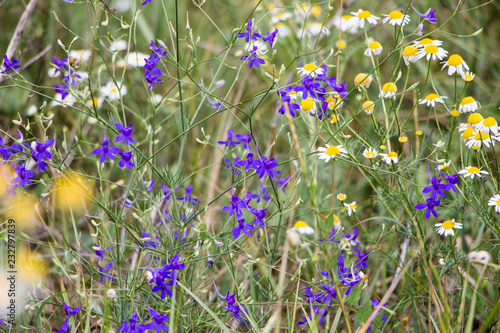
[54,172,91,211]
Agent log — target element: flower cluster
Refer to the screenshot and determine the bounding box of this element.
[299,228,369,326]
[277,64,348,119]
[215,289,248,325]
[1,54,21,74]
[237,20,278,69]
[415,165,460,219]
[149,254,185,300]
[458,113,500,150]
[92,122,135,170]
[144,40,168,91]
[119,308,169,333]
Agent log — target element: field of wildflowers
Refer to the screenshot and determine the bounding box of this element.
[0,0,500,331]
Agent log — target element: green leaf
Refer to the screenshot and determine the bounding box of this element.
[355,300,372,323]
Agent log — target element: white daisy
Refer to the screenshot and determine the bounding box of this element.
[50,93,76,108]
[332,214,342,230]
[270,12,293,24]
[402,45,419,66]
[379,82,397,99]
[87,97,103,109]
[380,151,398,165]
[487,194,500,213]
[363,147,378,159]
[441,54,469,76]
[475,117,500,135]
[110,40,128,52]
[381,10,410,26]
[466,131,497,149]
[351,9,380,28]
[364,41,383,57]
[317,144,348,162]
[123,52,149,67]
[459,166,488,179]
[100,81,127,101]
[459,96,481,113]
[416,45,448,61]
[418,93,447,107]
[305,22,329,37]
[300,98,317,114]
[69,49,92,62]
[461,71,475,82]
[292,221,314,235]
[326,94,343,110]
[274,22,292,38]
[354,73,372,89]
[437,161,450,171]
[344,201,357,216]
[362,100,375,115]
[412,38,443,49]
[435,219,462,237]
[337,193,347,201]
[297,63,324,78]
[333,14,360,34]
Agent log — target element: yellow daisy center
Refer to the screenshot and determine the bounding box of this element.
[362,101,374,111]
[326,146,340,156]
[387,151,397,158]
[424,45,439,54]
[354,73,370,86]
[337,194,346,200]
[425,93,439,101]
[448,54,463,66]
[389,11,403,19]
[311,5,322,16]
[420,38,433,45]
[304,63,317,71]
[403,45,418,57]
[294,221,309,229]
[462,96,475,105]
[349,204,357,209]
[301,99,315,111]
[462,74,473,81]
[366,152,376,158]
[483,117,497,127]
[330,114,338,123]
[496,198,500,206]
[110,88,117,93]
[369,41,381,49]
[416,130,423,136]
[289,91,298,97]
[462,128,475,140]
[342,15,353,20]
[468,167,480,174]
[358,11,372,19]
[475,131,490,140]
[336,40,346,49]
[467,113,483,125]
[333,214,340,223]
[399,136,408,143]
[451,110,460,117]
[441,220,455,229]
[382,82,397,93]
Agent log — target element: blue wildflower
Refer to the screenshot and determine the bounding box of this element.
[412,6,437,24]
[146,308,169,333]
[254,156,280,179]
[176,185,200,206]
[222,194,248,219]
[31,140,54,173]
[115,123,136,145]
[98,262,113,283]
[12,161,34,189]
[240,46,265,69]
[236,20,261,42]
[92,137,122,163]
[2,55,20,74]
[118,313,148,333]
[234,153,258,172]
[261,28,279,49]
[415,196,441,219]
[232,218,255,239]
[118,151,135,170]
[54,302,81,333]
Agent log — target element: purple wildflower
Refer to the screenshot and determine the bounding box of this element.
[98,262,113,283]
[234,153,258,172]
[218,129,240,148]
[118,313,148,333]
[221,194,248,219]
[118,151,135,170]
[115,123,136,145]
[161,184,172,204]
[146,308,169,333]
[31,140,54,173]
[415,196,441,219]
[2,54,20,74]
[12,161,34,189]
[412,6,437,24]
[240,46,265,69]
[236,20,261,42]
[232,218,255,238]
[176,184,200,206]
[92,137,122,163]
[254,156,280,179]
